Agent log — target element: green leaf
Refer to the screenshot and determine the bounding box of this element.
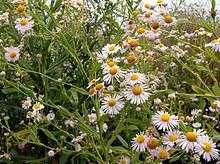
[192,85,210,94]
[212,85,220,96]
[117,135,129,148]
[59,150,73,164]
[1,87,18,94]
[127,125,139,131]
[39,128,58,142]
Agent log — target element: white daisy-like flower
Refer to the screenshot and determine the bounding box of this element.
[101,44,121,56]
[135,27,146,38]
[15,17,34,34]
[4,47,21,62]
[178,129,206,153]
[124,72,146,85]
[146,136,159,151]
[139,0,154,12]
[103,65,125,84]
[96,52,108,63]
[122,20,136,34]
[156,146,170,161]
[94,82,105,93]
[163,130,180,147]
[32,102,45,111]
[131,132,147,152]
[87,78,100,89]
[124,84,151,105]
[205,38,220,53]
[162,15,177,27]
[152,111,179,131]
[195,135,219,162]
[155,44,168,52]
[101,58,119,69]
[145,30,159,41]
[100,95,124,116]
[118,156,130,164]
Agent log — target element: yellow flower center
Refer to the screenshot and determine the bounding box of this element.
[202,142,212,153]
[186,132,197,142]
[107,61,115,67]
[132,10,140,17]
[164,15,173,24]
[136,135,145,144]
[168,134,178,142]
[17,4,26,14]
[157,0,164,4]
[20,18,28,26]
[137,27,145,34]
[109,66,118,75]
[144,12,152,18]
[147,138,159,149]
[132,85,143,96]
[89,87,96,95]
[10,51,17,58]
[33,102,42,110]
[127,38,139,47]
[211,38,220,44]
[120,159,126,164]
[108,44,116,52]
[95,83,104,91]
[144,2,151,9]
[126,54,137,64]
[160,112,170,122]
[130,74,139,81]
[151,21,160,30]
[108,98,116,107]
[159,149,169,160]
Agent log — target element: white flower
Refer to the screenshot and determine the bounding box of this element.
[163,130,180,147]
[178,129,206,153]
[32,102,44,111]
[124,84,151,105]
[156,147,170,161]
[103,123,108,132]
[136,107,141,111]
[145,137,159,151]
[100,95,124,116]
[195,135,219,162]
[154,98,162,105]
[15,17,34,34]
[152,111,179,131]
[205,38,220,53]
[88,113,97,124]
[145,30,159,41]
[4,47,21,62]
[0,71,6,76]
[46,112,55,121]
[74,143,82,152]
[101,44,121,56]
[21,97,32,110]
[103,65,125,84]
[191,109,202,117]
[0,12,9,25]
[162,15,177,27]
[118,156,130,164]
[48,150,55,157]
[131,132,147,152]
[192,122,202,128]
[168,92,176,99]
[65,120,75,128]
[124,72,146,85]
[96,52,108,63]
